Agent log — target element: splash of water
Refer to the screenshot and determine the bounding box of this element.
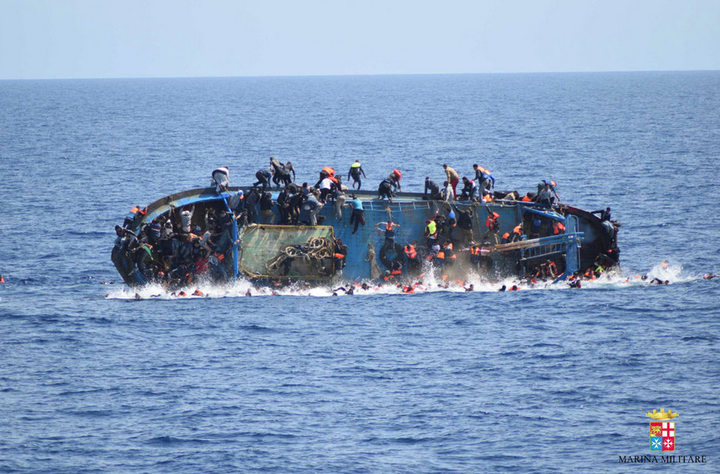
[104,260,702,300]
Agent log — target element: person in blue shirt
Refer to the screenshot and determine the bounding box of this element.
[349,195,365,234]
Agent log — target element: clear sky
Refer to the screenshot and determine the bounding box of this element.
[1,0,718,80]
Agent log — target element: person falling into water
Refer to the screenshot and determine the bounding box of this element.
[348,160,367,189]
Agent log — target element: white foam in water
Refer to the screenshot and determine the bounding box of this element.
[104,260,702,300]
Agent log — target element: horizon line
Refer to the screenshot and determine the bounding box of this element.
[1,68,719,82]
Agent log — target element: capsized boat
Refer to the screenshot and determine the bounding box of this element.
[112,181,620,288]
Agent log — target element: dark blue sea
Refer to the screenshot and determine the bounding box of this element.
[1,72,719,473]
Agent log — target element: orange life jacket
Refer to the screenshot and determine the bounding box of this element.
[512,224,523,236]
[553,222,566,235]
[502,232,510,241]
[486,212,500,229]
[521,196,532,202]
[483,194,492,202]
[322,166,335,178]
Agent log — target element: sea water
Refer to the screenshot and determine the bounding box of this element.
[1,72,719,473]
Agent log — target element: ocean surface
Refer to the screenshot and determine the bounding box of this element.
[1,72,719,473]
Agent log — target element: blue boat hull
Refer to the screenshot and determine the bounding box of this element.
[113,187,619,287]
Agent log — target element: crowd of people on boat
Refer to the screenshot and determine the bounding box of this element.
[240,157,562,211]
[113,202,237,288]
[112,157,599,289]
[209,158,568,239]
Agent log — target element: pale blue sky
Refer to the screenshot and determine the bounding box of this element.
[1,0,718,80]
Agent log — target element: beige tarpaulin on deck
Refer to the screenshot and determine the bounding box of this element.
[239,225,336,279]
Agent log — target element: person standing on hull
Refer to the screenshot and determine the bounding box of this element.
[473,164,495,196]
[211,166,230,193]
[270,157,296,188]
[443,164,460,197]
[460,177,479,201]
[442,181,454,202]
[534,181,552,207]
[424,177,441,200]
[377,169,401,202]
[348,160,367,189]
[254,168,272,191]
[318,173,335,203]
[282,162,296,186]
[315,167,336,189]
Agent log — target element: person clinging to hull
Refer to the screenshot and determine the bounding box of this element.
[348,195,365,234]
[482,209,501,245]
[348,160,367,189]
